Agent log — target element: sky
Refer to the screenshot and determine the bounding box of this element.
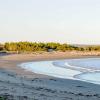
[0,0,100,44]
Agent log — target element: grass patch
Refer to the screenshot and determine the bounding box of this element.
[0,96,6,100]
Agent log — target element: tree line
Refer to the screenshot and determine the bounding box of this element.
[0,42,100,53]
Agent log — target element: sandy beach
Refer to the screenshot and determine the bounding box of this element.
[0,52,100,100]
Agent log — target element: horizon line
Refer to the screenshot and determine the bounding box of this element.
[0,41,100,45]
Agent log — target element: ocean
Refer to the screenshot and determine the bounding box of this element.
[19,58,100,85]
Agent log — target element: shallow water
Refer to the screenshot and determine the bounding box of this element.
[75,72,100,85]
[19,58,100,85]
[20,61,81,79]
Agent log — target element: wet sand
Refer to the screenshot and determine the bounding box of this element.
[0,52,100,100]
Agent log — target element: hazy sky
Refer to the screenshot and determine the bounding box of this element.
[0,0,100,44]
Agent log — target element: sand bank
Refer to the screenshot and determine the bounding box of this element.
[0,52,100,100]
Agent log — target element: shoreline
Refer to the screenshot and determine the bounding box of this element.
[19,57,100,85]
[0,53,100,100]
[0,53,99,78]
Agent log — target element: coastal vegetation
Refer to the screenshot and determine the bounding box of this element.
[0,96,5,100]
[0,42,100,53]
[0,44,4,51]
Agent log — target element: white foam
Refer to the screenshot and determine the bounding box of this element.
[65,62,97,72]
[19,58,100,85]
[19,61,81,79]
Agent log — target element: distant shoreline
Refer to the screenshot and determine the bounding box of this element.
[1,50,100,57]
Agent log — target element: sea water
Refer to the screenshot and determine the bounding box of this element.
[19,58,100,85]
